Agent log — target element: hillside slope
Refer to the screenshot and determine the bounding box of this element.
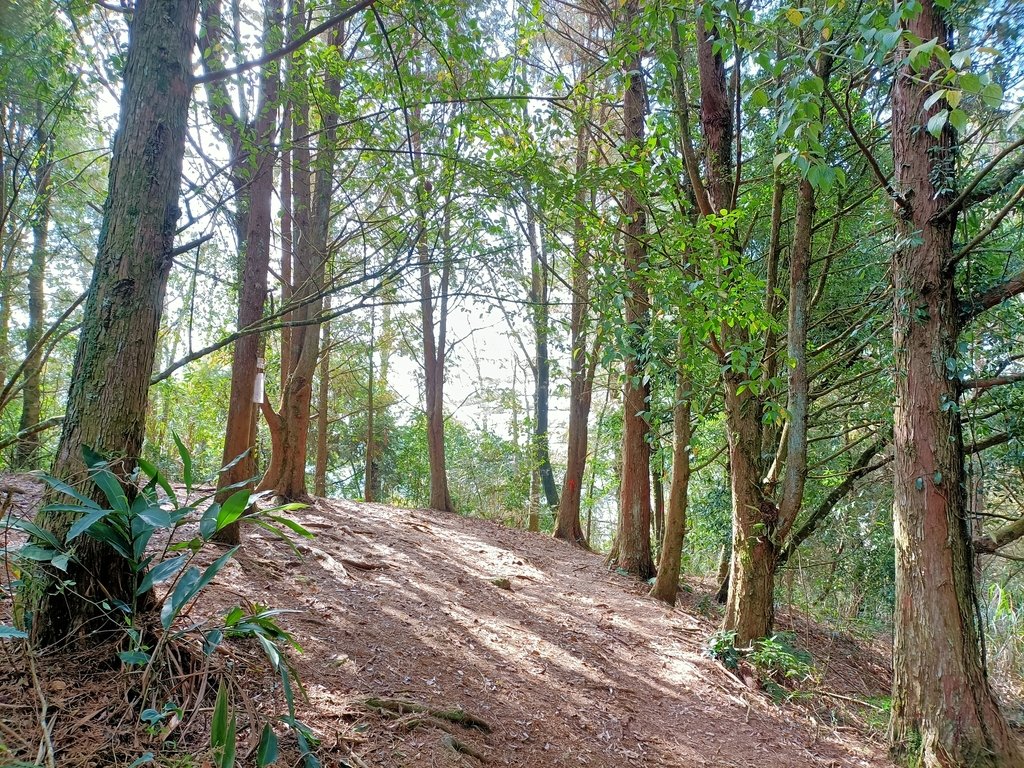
[223,497,891,767]
[0,487,893,767]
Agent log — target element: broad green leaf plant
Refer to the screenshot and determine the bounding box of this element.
[1,439,319,766]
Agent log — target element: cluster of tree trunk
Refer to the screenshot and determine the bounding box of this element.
[15,2,1024,765]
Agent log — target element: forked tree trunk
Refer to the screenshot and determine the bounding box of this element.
[613,0,653,579]
[260,19,342,501]
[28,0,198,648]
[888,2,1023,764]
[693,3,773,643]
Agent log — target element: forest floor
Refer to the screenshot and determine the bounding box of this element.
[0,481,897,767]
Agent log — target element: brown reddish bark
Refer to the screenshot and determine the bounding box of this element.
[613,0,653,579]
[554,112,594,548]
[888,2,1023,764]
[260,18,342,501]
[650,338,692,605]
[553,40,597,548]
[28,0,198,648]
[693,3,773,644]
[201,0,282,541]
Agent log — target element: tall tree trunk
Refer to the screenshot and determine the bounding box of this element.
[526,187,559,511]
[28,0,198,648]
[14,108,51,467]
[314,303,331,497]
[363,305,375,502]
[202,0,282,541]
[693,2,773,643]
[555,112,593,547]
[412,99,454,513]
[888,3,1022,764]
[650,336,692,605]
[261,16,341,501]
[613,0,653,579]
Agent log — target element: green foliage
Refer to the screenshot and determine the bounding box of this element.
[4,442,318,764]
[707,630,816,702]
[748,632,815,684]
[706,630,741,670]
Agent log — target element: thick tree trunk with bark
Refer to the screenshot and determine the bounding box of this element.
[28,0,198,648]
[694,3,773,643]
[613,8,653,579]
[888,3,1023,764]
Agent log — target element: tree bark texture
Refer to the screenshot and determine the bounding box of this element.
[614,3,653,579]
[554,112,593,548]
[695,3,773,644]
[202,0,282,540]
[889,2,1022,764]
[260,18,341,501]
[650,341,692,605]
[29,0,198,648]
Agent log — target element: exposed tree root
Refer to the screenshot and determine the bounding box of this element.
[361,696,492,733]
[441,732,488,762]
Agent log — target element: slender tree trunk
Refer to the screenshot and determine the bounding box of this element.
[362,304,374,501]
[650,337,692,605]
[262,17,341,501]
[412,101,454,513]
[14,109,51,468]
[202,0,282,541]
[526,187,559,511]
[652,446,665,549]
[714,539,731,603]
[888,3,1023,763]
[28,0,199,648]
[613,0,653,579]
[314,304,331,497]
[555,113,593,547]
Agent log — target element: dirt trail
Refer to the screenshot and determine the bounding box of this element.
[218,498,892,767]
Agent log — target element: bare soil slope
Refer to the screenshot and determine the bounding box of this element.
[1,487,893,767]
[227,497,891,768]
